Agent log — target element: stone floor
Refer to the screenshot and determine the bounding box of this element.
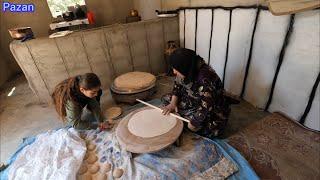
[0,74,269,163]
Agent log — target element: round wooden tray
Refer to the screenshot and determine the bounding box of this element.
[116,107,183,153]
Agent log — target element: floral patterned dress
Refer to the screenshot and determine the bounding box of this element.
[162,64,230,139]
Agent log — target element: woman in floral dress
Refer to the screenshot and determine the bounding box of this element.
[162,48,231,139]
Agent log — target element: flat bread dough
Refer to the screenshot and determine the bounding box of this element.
[114,72,156,91]
[128,109,177,138]
[87,144,96,151]
[96,173,108,180]
[89,164,100,174]
[101,163,112,172]
[78,173,92,180]
[84,153,89,160]
[113,168,124,178]
[78,164,88,175]
[86,155,98,164]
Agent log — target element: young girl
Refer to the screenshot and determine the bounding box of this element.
[52,73,111,130]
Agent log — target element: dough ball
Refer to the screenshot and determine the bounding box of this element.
[89,164,100,174]
[86,154,98,164]
[84,153,89,160]
[112,168,124,178]
[77,173,92,180]
[87,144,96,151]
[96,172,108,180]
[101,163,112,173]
[78,164,88,175]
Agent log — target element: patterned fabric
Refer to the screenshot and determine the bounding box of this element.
[227,113,320,180]
[80,129,131,169]
[80,128,239,180]
[163,64,230,139]
[190,157,238,180]
[1,100,259,180]
[130,131,238,179]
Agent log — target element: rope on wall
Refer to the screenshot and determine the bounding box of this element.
[178,6,268,11]
[299,72,320,124]
[222,10,233,87]
[208,9,214,65]
[265,14,295,111]
[240,8,261,98]
[184,9,186,48]
[195,9,198,52]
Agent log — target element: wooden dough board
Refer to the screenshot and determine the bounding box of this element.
[116,107,183,153]
[268,0,320,15]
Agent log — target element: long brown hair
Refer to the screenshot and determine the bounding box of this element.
[51,73,101,121]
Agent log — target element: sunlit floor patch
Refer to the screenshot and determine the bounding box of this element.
[7,87,16,97]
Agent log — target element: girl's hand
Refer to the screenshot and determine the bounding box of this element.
[99,121,113,131]
[162,104,177,115]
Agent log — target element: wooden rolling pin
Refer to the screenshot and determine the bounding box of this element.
[136,99,190,123]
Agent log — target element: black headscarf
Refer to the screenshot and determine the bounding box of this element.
[169,48,203,83]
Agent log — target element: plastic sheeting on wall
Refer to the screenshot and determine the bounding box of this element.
[179,7,320,131]
[196,9,213,63]
[184,9,197,51]
[224,9,257,96]
[209,9,231,79]
[244,11,290,109]
[268,11,320,125]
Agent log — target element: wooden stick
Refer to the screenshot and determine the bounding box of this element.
[136,99,190,123]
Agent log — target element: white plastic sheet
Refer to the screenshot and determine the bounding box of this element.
[8,128,86,180]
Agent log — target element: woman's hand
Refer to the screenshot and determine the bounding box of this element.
[162,103,177,115]
[187,122,200,132]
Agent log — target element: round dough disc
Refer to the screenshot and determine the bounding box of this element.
[84,153,89,160]
[86,155,98,164]
[114,72,156,91]
[87,144,96,151]
[128,109,177,138]
[113,168,124,178]
[101,163,112,173]
[96,173,108,180]
[78,173,92,180]
[105,107,122,120]
[89,164,100,174]
[78,164,88,175]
